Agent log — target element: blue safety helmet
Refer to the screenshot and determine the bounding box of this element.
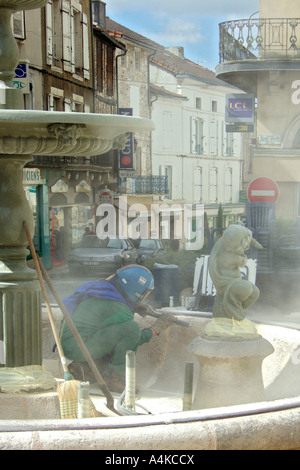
[115,265,154,304]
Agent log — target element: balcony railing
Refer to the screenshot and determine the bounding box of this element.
[219,18,300,63]
[119,176,169,195]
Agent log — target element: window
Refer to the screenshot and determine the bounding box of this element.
[209,167,218,203]
[191,117,204,154]
[46,0,90,79]
[225,131,234,157]
[130,85,140,117]
[96,40,103,92]
[163,112,173,150]
[209,119,218,155]
[196,97,201,110]
[120,54,126,68]
[107,45,114,96]
[135,51,140,71]
[48,87,64,111]
[160,165,172,199]
[212,100,217,112]
[194,167,203,203]
[11,11,25,40]
[224,167,233,203]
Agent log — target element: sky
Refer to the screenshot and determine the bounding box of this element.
[105,0,260,71]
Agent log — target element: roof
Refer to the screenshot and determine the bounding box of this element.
[105,17,232,88]
[150,83,188,100]
[93,24,126,51]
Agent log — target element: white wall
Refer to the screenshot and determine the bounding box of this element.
[150,65,243,211]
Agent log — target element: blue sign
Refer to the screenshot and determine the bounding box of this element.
[225,94,254,123]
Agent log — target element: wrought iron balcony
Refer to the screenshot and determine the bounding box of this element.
[219,18,300,63]
[119,175,169,195]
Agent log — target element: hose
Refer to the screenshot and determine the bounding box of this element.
[1,396,300,433]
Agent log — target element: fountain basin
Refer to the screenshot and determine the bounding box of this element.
[0,311,297,450]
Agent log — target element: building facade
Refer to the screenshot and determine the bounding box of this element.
[150,47,245,232]
[216,0,300,220]
[15,1,123,267]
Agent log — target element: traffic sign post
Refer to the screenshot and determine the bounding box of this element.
[247,177,279,203]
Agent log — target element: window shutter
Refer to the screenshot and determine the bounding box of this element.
[64,98,72,112]
[45,0,53,65]
[82,12,90,80]
[48,94,54,111]
[62,0,72,72]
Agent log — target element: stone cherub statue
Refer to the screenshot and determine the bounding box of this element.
[204,223,263,338]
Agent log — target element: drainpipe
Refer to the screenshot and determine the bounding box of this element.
[147,48,157,177]
[115,49,127,113]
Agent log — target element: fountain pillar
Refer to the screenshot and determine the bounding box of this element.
[188,224,274,409]
[188,334,274,409]
[0,155,42,368]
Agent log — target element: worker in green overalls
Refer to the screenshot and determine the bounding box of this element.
[61,265,174,392]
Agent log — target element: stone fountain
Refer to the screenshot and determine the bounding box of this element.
[188,224,274,408]
[0,0,154,392]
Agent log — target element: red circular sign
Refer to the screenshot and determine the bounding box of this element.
[247,177,279,203]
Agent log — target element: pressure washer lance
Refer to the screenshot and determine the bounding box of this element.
[137,304,190,328]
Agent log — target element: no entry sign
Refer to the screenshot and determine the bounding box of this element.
[247,177,279,203]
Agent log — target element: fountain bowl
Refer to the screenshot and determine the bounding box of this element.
[0,110,155,157]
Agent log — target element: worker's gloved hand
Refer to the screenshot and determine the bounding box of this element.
[152,312,175,335]
[135,303,154,317]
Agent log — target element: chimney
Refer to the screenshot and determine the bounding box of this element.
[92,0,106,29]
[165,47,185,58]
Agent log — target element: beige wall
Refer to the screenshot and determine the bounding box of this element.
[260,0,300,17]
[257,71,300,139]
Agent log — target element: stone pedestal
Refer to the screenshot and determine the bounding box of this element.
[188,334,274,410]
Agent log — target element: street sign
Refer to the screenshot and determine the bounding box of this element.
[247,177,279,203]
[226,124,254,133]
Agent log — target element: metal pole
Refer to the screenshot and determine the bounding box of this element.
[78,382,90,419]
[182,362,194,411]
[124,351,136,412]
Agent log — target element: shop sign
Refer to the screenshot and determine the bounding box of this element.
[22,168,45,185]
[119,108,134,169]
[226,124,254,133]
[225,94,255,123]
[99,188,113,204]
[258,134,281,145]
[13,62,29,94]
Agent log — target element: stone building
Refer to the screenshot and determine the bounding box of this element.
[14,0,124,267]
[216,0,300,220]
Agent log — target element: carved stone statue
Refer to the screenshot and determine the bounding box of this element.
[205,223,263,338]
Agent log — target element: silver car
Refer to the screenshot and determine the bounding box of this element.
[68,236,138,277]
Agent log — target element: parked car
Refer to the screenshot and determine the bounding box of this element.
[130,238,165,264]
[68,236,138,277]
